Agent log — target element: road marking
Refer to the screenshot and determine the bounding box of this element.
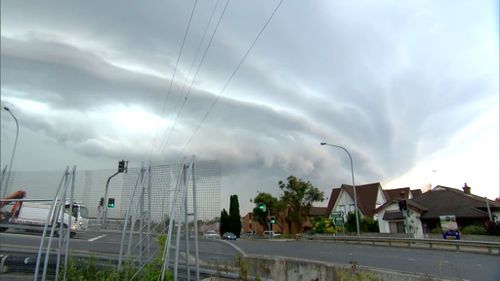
[88,234,106,242]
[408,258,417,261]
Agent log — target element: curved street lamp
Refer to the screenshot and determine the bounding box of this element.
[320,142,360,236]
[2,106,20,196]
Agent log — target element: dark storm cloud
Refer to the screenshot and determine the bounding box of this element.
[1,0,498,208]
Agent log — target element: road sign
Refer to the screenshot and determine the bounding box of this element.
[330,211,344,226]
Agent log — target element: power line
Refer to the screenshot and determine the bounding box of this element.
[181,0,285,152]
[147,0,199,161]
[158,0,229,157]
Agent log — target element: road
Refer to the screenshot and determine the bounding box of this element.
[1,230,500,281]
[230,239,500,281]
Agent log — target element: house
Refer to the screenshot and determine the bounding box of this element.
[241,212,281,235]
[374,183,500,237]
[374,198,428,238]
[325,182,387,220]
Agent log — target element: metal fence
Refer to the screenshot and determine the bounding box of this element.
[1,160,221,222]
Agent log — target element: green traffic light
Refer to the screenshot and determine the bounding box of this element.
[108,198,115,208]
[258,203,265,210]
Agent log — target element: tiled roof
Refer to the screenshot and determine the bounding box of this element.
[411,185,499,219]
[325,182,382,217]
[384,187,411,200]
[374,198,427,214]
[382,210,404,220]
[325,188,341,216]
[309,207,327,216]
[410,189,423,198]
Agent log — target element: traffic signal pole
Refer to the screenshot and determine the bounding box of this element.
[267,207,272,239]
[102,160,127,227]
[102,171,120,226]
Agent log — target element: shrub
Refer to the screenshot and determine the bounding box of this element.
[461,225,488,235]
[313,217,336,234]
[361,217,379,233]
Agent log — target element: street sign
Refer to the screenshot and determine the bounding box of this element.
[330,211,345,226]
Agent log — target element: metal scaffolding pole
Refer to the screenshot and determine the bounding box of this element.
[192,157,200,281]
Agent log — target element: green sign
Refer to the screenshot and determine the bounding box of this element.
[330,211,345,226]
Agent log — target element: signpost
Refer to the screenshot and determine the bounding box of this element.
[330,211,345,226]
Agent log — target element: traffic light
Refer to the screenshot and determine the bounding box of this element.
[118,160,125,173]
[108,198,115,208]
[258,203,266,211]
[99,197,104,207]
[270,216,276,224]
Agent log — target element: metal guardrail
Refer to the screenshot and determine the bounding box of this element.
[296,234,500,255]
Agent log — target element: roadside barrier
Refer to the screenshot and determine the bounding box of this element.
[296,234,500,255]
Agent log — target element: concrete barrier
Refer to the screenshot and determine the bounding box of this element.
[243,255,452,281]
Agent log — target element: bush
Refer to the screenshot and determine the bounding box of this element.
[461,225,488,235]
[313,217,336,234]
[61,235,173,281]
[361,217,379,233]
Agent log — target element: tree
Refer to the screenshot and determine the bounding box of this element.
[279,175,324,229]
[252,192,279,226]
[229,195,242,237]
[220,209,229,235]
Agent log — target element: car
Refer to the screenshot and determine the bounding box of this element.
[263,231,281,238]
[204,230,220,239]
[222,232,237,240]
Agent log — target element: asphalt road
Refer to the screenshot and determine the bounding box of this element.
[2,230,500,281]
[229,239,500,281]
[0,229,239,263]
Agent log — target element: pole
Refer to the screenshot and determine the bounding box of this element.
[2,107,19,197]
[267,207,272,239]
[183,164,191,281]
[192,158,200,281]
[103,171,120,226]
[321,142,360,236]
[486,197,493,221]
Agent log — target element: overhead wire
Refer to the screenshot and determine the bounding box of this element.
[147,0,199,162]
[180,0,285,153]
[158,0,228,157]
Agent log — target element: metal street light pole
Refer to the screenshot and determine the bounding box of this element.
[320,142,360,236]
[1,107,19,197]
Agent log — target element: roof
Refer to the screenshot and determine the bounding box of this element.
[325,182,383,217]
[309,207,327,216]
[382,210,405,220]
[374,198,428,214]
[325,188,341,216]
[410,189,423,198]
[411,185,500,219]
[384,187,411,200]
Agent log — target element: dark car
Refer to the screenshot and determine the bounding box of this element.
[222,232,237,240]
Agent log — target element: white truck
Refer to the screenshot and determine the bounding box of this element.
[0,190,89,238]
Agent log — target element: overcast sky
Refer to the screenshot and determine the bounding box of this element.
[1,0,498,214]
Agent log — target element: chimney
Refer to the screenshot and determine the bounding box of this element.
[463,183,471,194]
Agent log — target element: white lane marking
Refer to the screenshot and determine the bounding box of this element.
[88,234,106,242]
[408,258,417,261]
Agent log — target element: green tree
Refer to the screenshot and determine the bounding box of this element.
[229,195,242,237]
[279,175,324,229]
[252,192,279,226]
[220,209,229,235]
